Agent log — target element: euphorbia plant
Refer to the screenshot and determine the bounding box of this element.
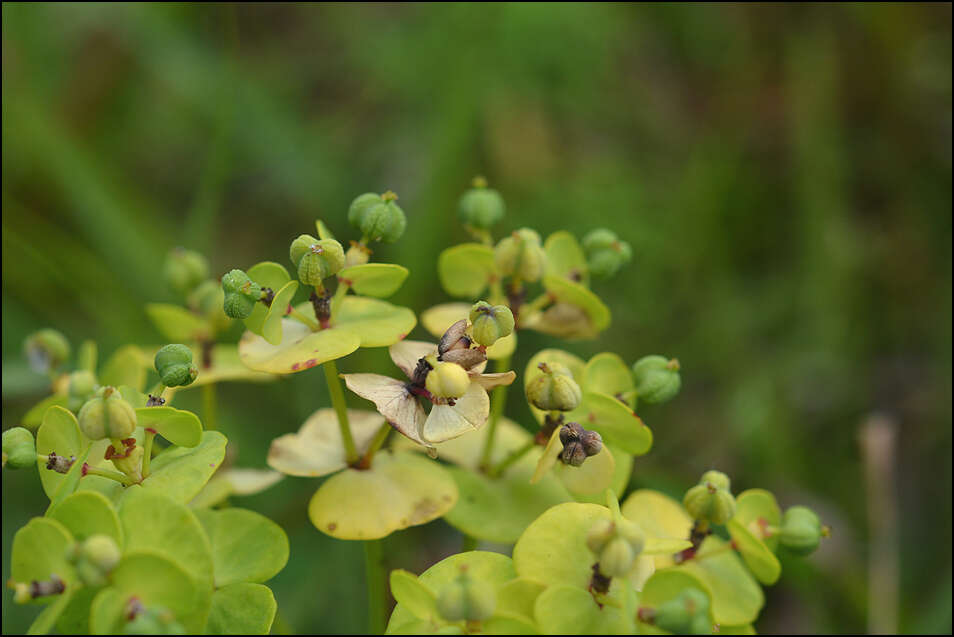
[3,339,288,634]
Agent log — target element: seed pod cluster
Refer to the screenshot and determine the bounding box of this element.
[222,269,263,319]
[526,362,582,412]
[77,387,138,441]
[458,176,505,230]
[632,355,681,404]
[348,191,407,243]
[494,228,546,283]
[779,505,824,555]
[582,228,632,279]
[154,344,198,388]
[558,422,602,467]
[586,516,646,578]
[469,301,514,347]
[290,235,346,286]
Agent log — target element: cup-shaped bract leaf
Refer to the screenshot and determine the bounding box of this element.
[308,451,457,540]
[390,570,439,622]
[532,585,603,635]
[108,551,199,631]
[338,263,410,298]
[135,406,202,447]
[194,508,289,588]
[11,517,77,588]
[726,518,781,585]
[21,394,71,430]
[36,406,87,499]
[330,296,418,347]
[553,443,617,496]
[139,431,228,503]
[206,583,278,635]
[258,280,300,345]
[620,490,693,570]
[421,303,516,360]
[240,318,361,374]
[269,408,386,478]
[544,231,589,286]
[733,489,782,553]
[582,352,635,408]
[119,489,213,630]
[437,243,497,298]
[387,551,517,634]
[678,536,764,627]
[48,490,122,545]
[523,276,610,340]
[145,303,213,343]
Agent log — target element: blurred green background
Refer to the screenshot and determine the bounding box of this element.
[2,3,951,634]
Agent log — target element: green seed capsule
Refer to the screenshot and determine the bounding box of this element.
[700,470,730,492]
[586,518,616,554]
[598,536,636,577]
[154,344,198,388]
[526,362,582,412]
[290,235,346,285]
[582,228,632,279]
[436,570,496,623]
[2,427,36,469]
[779,506,823,556]
[632,355,681,404]
[458,177,505,229]
[164,248,209,296]
[24,329,71,374]
[74,533,121,586]
[425,361,471,399]
[221,269,263,320]
[77,387,137,441]
[469,301,515,347]
[494,228,546,283]
[683,474,736,525]
[347,192,407,243]
[653,588,710,635]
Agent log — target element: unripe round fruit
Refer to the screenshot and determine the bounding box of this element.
[222,269,263,320]
[24,329,71,374]
[67,370,98,411]
[3,427,36,469]
[632,355,681,404]
[436,572,496,622]
[425,362,471,399]
[154,344,197,388]
[163,248,208,296]
[494,228,545,283]
[653,588,710,635]
[458,178,505,229]
[348,192,407,243]
[78,387,137,441]
[526,363,582,412]
[683,481,736,525]
[290,235,345,285]
[598,536,636,577]
[583,228,633,279]
[615,518,646,555]
[700,470,730,492]
[779,506,823,556]
[586,519,616,554]
[80,534,121,574]
[469,302,515,347]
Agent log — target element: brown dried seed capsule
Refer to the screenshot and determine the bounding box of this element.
[439,319,470,355]
[440,348,486,370]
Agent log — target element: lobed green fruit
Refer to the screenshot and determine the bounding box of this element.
[494,228,546,283]
[163,248,208,296]
[779,505,823,555]
[632,355,681,404]
[2,427,36,469]
[582,228,632,279]
[154,344,198,388]
[222,269,263,319]
[78,386,138,441]
[458,178,505,229]
[290,235,346,285]
[425,361,471,399]
[598,536,636,577]
[347,192,407,243]
[469,301,515,347]
[436,571,496,622]
[653,588,710,635]
[683,474,736,525]
[24,328,70,374]
[67,370,98,412]
[587,516,646,577]
[74,534,121,586]
[526,362,582,412]
[699,469,731,492]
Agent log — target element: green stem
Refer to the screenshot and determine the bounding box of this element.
[141,430,156,478]
[358,423,391,469]
[288,307,321,331]
[330,280,350,320]
[202,383,218,431]
[478,355,512,473]
[489,441,533,478]
[364,539,387,635]
[83,465,136,486]
[323,360,359,465]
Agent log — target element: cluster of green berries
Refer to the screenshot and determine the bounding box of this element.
[684,470,736,525]
[582,228,632,279]
[526,362,582,412]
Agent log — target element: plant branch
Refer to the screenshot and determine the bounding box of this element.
[324,360,359,465]
[478,354,512,473]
